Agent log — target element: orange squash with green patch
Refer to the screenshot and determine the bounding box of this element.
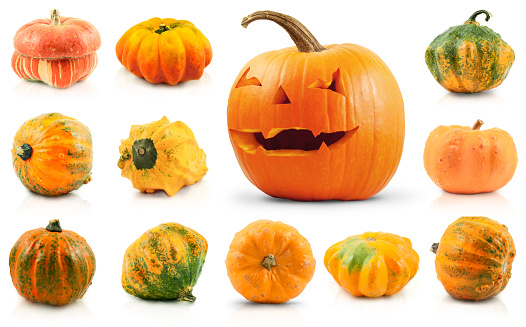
[324,232,419,297]
[9,219,96,306]
[12,113,93,196]
[117,117,207,196]
[122,223,207,301]
[425,10,514,93]
[432,216,515,301]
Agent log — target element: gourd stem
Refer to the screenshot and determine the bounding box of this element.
[465,10,491,25]
[16,143,33,161]
[472,119,484,130]
[50,9,61,26]
[177,286,196,302]
[155,23,170,34]
[138,148,146,155]
[241,11,326,53]
[261,254,277,270]
[430,243,439,254]
[46,219,63,233]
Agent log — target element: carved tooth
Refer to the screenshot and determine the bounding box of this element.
[319,142,330,154]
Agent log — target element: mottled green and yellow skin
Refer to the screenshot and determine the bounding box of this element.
[9,220,96,306]
[122,223,208,301]
[324,232,419,298]
[434,216,515,301]
[425,10,514,93]
[12,113,93,196]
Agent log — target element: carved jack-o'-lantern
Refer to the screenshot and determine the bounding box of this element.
[227,11,404,201]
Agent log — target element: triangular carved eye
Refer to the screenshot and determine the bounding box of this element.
[235,67,262,88]
[308,68,345,96]
[272,86,291,104]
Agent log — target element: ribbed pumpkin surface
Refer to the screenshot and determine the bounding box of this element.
[122,223,208,301]
[434,217,515,301]
[9,220,96,306]
[12,113,93,196]
[116,17,212,85]
[425,11,514,93]
[118,116,207,196]
[325,232,419,297]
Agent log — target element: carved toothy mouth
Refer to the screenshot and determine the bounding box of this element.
[229,127,359,156]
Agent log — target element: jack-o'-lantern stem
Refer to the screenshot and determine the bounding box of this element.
[50,9,61,26]
[472,119,484,130]
[465,10,491,25]
[241,11,326,53]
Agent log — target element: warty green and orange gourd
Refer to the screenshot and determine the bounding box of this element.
[432,216,515,301]
[12,113,93,196]
[10,219,96,305]
[122,223,208,301]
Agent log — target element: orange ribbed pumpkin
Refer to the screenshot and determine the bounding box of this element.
[424,119,517,194]
[11,9,101,88]
[225,219,316,304]
[12,113,93,196]
[116,17,212,85]
[227,11,404,201]
[10,220,96,306]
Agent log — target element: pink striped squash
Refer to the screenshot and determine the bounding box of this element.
[12,9,101,89]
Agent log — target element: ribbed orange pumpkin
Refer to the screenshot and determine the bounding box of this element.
[225,220,316,303]
[10,220,96,306]
[432,217,515,301]
[116,17,212,85]
[227,11,404,201]
[424,119,517,194]
[325,232,419,298]
[12,113,93,196]
[12,9,101,88]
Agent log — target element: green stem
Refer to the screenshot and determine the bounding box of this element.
[430,243,439,254]
[261,254,277,270]
[46,219,62,233]
[177,286,196,302]
[155,23,170,34]
[241,11,326,53]
[16,143,33,161]
[465,10,491,25]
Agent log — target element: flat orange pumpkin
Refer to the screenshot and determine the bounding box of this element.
[227,11,404,201]
[116,17,212,85]
[225,219,315,303]
[424,119,517,194]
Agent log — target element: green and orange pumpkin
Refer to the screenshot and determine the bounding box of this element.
[425,10,514,93]
[325,232,419,298]
[12,9,101,88]
[227,11,404,201]
[9,219,96,306]
[12,113,93,196]
[432,216,515,301]
[122,223,208,301]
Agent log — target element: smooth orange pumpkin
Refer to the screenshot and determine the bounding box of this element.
[10,219,96,305]
[227,11,404,201]
[424,119,517,194]
[325,232,419,297]
[12,113,93,196]
[225,219,315,303]
[12,9,101,88]
[432,216,515,301]
[116,17,212,85]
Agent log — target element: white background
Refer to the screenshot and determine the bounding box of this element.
[1,0,524,326]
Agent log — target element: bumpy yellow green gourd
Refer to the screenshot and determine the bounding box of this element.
[118,117,207,196]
